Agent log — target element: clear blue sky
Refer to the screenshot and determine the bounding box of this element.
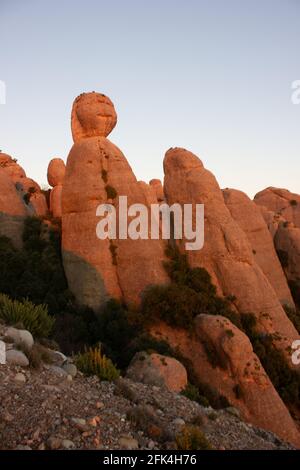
[0,0,299,197]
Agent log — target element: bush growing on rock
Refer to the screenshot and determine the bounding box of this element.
[75,345,120,382]
[0,294,54,338]
[241,313,300,406]
[141,245,241,330]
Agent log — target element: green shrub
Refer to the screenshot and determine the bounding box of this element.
[105,185,117,199]
[176,425,212,450]
[101,169,108,183]
[181,383,210,407]
[0,294,54,338]
[141,245,241,330]
[284,305,300,334]
[75,345,120,382]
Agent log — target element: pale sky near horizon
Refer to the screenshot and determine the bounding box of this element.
[0,0,299,198]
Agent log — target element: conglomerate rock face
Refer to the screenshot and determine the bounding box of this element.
[62,92,168,310]
[163,148,299,359]
[223,188,294,308]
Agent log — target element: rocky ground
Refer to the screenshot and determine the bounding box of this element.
[0,361,294,451]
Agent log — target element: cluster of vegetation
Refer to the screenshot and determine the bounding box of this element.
[276,249,289,269]
[0,293,54,338]
[176,425,213,450]
[75,345,120,382]
[141,245,241,330]
[288,280,300,309]
[105,184,117,199]
[284,305,300,334]
[101,169,108,183]
[23,186,37,205]
[241,313,300,406]
[181,383,209,407]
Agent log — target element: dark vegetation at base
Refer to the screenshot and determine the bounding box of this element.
[1,219,299,410]
[288,280,300,309]
[141,245,241,330]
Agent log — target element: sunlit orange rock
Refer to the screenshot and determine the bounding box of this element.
[62,92,168,310]
[163,148,299,360]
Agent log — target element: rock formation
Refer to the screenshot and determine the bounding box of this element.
[274,221,300,304]
[149,179,165,202]
[151,315,300,447]
[254,187,300,228]
[0,172,27,248]
[62,92,168,310]
[163,148,299,360]
[223,188,294,307]
[0,152,47,217]
[47,158,66,218]
[126,351,187,392]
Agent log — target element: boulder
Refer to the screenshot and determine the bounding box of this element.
[223,188,294,307]
[47,158,66,187]
[126,351,187,392]
[5,327,34,350]
[6,349,29,367]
